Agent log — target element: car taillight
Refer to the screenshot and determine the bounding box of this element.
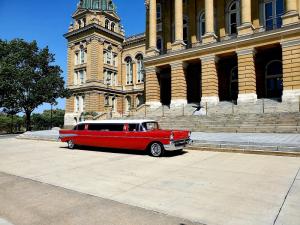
[188,131,191,138]
[170,131,174,141]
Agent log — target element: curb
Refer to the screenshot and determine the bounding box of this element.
[187,146,300,157]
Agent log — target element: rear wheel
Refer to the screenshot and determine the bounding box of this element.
[149,142,164,157]
[67,140,75,149]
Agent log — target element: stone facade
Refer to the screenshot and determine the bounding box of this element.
[65,0,300,127]
[144,0,300,110]
[64,0,146,127]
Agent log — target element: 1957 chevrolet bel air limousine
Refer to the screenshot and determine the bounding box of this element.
[59,119,192,157]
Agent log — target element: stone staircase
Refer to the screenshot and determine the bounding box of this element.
[154,113,300,133]
[117,99,300,133]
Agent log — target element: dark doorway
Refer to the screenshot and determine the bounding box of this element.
[186,62,201,104]
[217,54,238,102]
[160,67,171,105]
[255,45,283,100]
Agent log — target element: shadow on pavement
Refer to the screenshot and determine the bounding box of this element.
[59,145,187,158]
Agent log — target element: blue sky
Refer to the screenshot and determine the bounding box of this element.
[0,0,146,113]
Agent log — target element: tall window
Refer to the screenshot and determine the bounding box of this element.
[105,19,110,29]
[78,48,86,64]
[106,46,112,65]
[136,54,144,83]
[198,12,206,41]
[183,17,189,45]
[75,96,84,112]
[125,57,133,85]
[157,36,163,53]
[111,22,115,32]
[263,0,284,31]
[75,96,80,112]
[157,3,161,20]
[265,60,283,98]
[92,0,100,9]
[227,0,241,35]
[112,97,116,111]
[74,70,86,85]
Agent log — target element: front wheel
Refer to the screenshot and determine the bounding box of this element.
[149,142,164,157]
[67,140,75,149]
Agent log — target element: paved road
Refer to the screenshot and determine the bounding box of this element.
[0,172,201,225]
[0,138,300,225]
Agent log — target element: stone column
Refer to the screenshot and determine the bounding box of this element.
[67,44,75,86]
[200,55,219,105]
[282,0,299,26]
[145,66,161,108]
[86,37,104,82]
[202,0,217,44]
[147,0,159,56]
[170,61,187,106]
[281,39,300,102]
[237,49,257,104]
[238,0,254,36]
[171,0,186,50]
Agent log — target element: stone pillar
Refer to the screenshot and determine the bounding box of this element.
[171,0,186,50]
[202,0,217,44]
[281,39,300,102]
[147,0,159,56]
[67,44,75,86]
[86,37,104,82]
[170,61,187,106]
[238,0,254,36]
[145,66,161,108]
[237,49,257,104]
[282,0,299,26]
[200,55,219,105]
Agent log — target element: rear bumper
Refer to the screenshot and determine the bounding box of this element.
[164,139,193,151]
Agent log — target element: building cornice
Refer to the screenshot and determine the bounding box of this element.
[144,24,300,65]
[64,23,124,42]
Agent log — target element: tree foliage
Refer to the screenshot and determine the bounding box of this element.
[32,109,65,131]
[0,39,70,130]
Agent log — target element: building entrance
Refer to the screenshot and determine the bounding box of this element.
[186,62,201,104]
[160,67,171,105]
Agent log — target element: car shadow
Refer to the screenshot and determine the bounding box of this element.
[60,145,187,158]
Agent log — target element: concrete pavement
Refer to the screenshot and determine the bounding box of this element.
[0,138,300,225]
[0,172,201,225]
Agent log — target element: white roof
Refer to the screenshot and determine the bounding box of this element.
[78,119,156,125]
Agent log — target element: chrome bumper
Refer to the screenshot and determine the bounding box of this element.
[164,139,193,151]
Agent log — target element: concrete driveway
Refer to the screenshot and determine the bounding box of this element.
[0,138,299,225]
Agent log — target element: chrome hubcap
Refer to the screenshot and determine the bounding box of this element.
[151,143,161,156]
[68,140,74,149]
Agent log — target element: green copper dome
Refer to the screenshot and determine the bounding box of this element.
[79,0,116,11]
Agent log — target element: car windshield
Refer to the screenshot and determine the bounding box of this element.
[142,122,159,131]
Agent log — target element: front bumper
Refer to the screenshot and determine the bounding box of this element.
[164,139,193,151]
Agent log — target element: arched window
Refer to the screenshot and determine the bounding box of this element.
[265,60,283,98]
[197,11,205,41]
[126,96,131,111]
[227,0,240,35]
[157,36,163,53]
[230,66,239,101]
[136,54,144,83]
[125,57,133,85]
[105,19,110,29]
[111,22,115,32]
[262,0,284,31]
[105,95,109,106]
[112,97,116,111]
[136,95,144,107]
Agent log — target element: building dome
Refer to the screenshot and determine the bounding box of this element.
[79,0,116,11]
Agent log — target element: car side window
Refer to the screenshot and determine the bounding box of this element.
[77,124,85,130]
[88,124,124,131]
[128,124,138,132]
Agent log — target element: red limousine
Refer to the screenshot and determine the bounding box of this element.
[59,120,192,157]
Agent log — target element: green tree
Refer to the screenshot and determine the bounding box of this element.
[0,39,70,131]
[32,109,65,130]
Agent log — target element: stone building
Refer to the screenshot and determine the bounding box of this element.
[64,0,146,126]
[144,0,300,109]
[64,0,300,126]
